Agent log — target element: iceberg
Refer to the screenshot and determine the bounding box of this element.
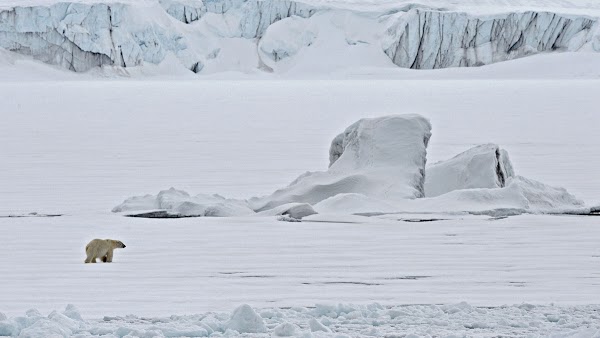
[249,114,432,211]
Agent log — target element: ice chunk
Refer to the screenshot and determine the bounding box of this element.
[309,318,331,332]
[425,144,515,197]
[226,304,267,333]
[250,115,432,211]
[62,304,83,322]
[272,322,298,336]
[18,318,72,338]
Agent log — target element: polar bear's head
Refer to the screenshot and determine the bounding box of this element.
[110,240,126,249]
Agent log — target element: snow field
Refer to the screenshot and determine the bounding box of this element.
[1,213,600,320]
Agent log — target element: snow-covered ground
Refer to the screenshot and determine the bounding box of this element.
[2,214,600,336]
[1,75,600,335]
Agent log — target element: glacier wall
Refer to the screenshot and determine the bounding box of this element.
[384,9,597,69]
[160,0,315,38]
[0,0,598,73]
[0,3,194,72]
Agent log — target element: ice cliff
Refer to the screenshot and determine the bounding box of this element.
[384,10,598,69]
[0,0,598,73]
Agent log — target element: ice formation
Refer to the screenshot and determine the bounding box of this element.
[425,143,515,197]
[0,0,598,73]
[113,114,588,217]
[112,187,254,217]
[225,304,267,334]
[384,10,597,69]
[2,303,599,337]
[249,114,432,211]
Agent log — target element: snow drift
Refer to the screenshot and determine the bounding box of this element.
[113,114,588,218]
[0,0,599,74]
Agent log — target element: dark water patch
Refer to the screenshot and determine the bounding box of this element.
[322,281,382,286]
[125,211,196,218]
[0,212,63,218]
[401,218,447,223]
[383,276,431,280]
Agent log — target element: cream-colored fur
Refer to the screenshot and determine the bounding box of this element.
[84,239,126,263]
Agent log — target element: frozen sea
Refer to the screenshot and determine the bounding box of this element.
[1,56,600,336]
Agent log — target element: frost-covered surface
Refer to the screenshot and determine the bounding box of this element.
[425,143,515,197]
[2,302,600,337]
[1,0,599,74]
[249,115,432,212]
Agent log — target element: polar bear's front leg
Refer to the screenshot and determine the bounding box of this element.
[106,249,114,263]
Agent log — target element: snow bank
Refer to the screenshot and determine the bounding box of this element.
[249,114,432,211]
[425,143,515,197]
[3,303,599,337]
[112,187,254,217]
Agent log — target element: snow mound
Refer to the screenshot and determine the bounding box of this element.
[257,202,318,219]
[112,187,254,217]
[226,304,267,334]
[250,114,432,211]
[425,143,515,197]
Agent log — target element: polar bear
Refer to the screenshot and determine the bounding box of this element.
[84,239,126,263]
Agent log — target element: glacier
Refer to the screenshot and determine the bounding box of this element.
[384,10,598,69]
[0,0,599,73]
